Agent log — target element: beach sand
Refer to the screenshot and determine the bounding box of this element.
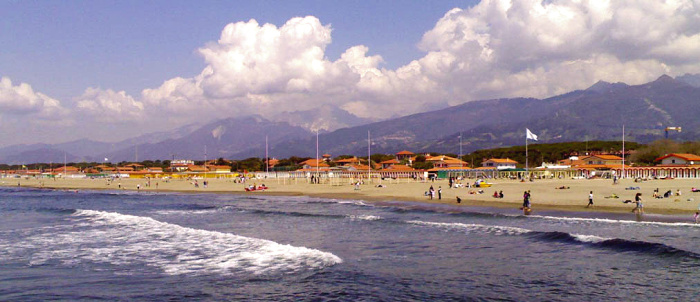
[5,176,700,216]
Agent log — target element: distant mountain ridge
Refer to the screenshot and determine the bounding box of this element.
[3,74,700,164]
[235,74,700,158]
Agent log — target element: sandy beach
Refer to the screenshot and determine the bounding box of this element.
[4,176,700,216]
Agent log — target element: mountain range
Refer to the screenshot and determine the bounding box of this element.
[2,74,699,164]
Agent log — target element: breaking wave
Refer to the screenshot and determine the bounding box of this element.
[407,220,700,259]
[1,210,342,277]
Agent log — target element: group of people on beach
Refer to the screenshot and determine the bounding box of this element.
[426,185,442,200]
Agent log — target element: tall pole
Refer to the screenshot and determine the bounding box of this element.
[265,135,269,176]
[622,124,625,179]
[204,145,207,179]
[316,130,319,182]
[368,130,371,183]
[64,152,67,176]
[525,134,528,178]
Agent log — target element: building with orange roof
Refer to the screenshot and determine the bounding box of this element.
[335,157,362,166]
[396,150,415,161]
[482,158,518,170]
[299,159,330,170]
[579,155,623,166]
[655,153,700,166]
[426,155,468,168]
[379,158,400,169]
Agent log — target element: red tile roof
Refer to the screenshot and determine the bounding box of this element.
[655,153,700,162]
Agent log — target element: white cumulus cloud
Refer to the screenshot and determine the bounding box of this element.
[0,76,67,118]
[414,0,700,102]
[75,87,145,122]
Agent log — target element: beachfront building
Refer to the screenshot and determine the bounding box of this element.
[322,154,332,162]
[655,153,700,166]
[335,157,362,166]
[396,150,415,164]
[171,160,194,172]
[580,155,623,166]
[426,155,467,168]
[299,159,330,170]
[482,158,518,170]
[208,165,232,173]
[267,158,279,169]
[379,158,400,169]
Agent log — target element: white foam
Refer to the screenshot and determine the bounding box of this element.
[571,234,610,243]
[407,220,532,236]
[3,209,342,276]
[347,215,381,221]
[529,215,700,228]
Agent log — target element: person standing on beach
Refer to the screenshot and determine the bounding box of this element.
[632,192,644,214]
[587,191,594,208]
[429,185,434,200]
[438,186,442,200]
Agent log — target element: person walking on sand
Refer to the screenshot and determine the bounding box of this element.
[587,191,594,208]
[429,185,434,200]
[438,186,442,200]
[632,192,644,214]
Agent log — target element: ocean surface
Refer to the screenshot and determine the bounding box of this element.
[1,187,699,301]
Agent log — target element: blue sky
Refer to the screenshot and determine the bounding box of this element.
[1,0,699,147]
[1,0,473,101]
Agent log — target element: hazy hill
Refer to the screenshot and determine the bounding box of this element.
[272,104,376,133]
[102,115,312,162]
[4,73,700,164]
[238,74,700,159]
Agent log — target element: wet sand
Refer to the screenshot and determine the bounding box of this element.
[4,176,700,216]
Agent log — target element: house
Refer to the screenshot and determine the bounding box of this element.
[267,158,280,168]
[299,159,330,170]
[396,150,415,162]
[52,166,81,174]
[171,159,194,172]
[580,155,623,166]
[147,167,164,173]
[208,165,232,173]
[482,158,518,170]
[123,163,145,171]
[655,153,700,166]
[322,154,332,162]
[186,165,207,173]
[335,157,362,166]
[379,158,400,169]
[426,155,468,168]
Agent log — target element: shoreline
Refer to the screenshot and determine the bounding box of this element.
[3,176,700,222]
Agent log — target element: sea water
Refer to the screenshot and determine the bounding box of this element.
[1,187,699,301]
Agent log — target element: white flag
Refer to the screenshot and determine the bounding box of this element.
[526,128,538,141]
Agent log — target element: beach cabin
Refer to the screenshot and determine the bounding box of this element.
[482,158,518,170]
[655,153,700,166]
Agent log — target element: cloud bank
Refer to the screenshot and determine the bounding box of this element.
[3,0,700,143]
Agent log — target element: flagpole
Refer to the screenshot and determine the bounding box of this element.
[265,135,269,177]
[316,130,319,183]
[525,132,528,178]
[368,130,371,183]
[622,124,625,179]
